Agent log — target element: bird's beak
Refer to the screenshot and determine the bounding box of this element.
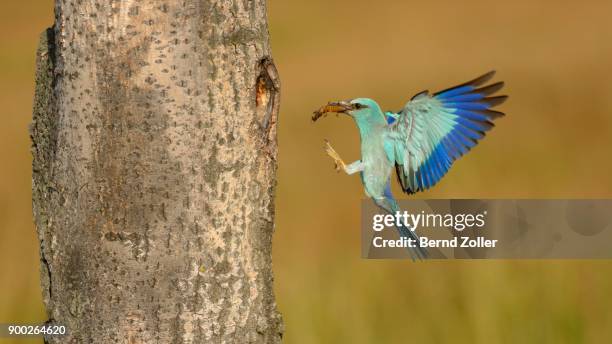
[312,100,353,122]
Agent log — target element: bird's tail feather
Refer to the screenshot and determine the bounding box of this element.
[397,222,428,261]
[373,194,428,261]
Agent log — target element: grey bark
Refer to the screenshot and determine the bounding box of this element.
[30,1,282,343]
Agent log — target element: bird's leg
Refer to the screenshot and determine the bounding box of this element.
[324,140,347,172]
[324,140,366,175]
[345,161,365,175]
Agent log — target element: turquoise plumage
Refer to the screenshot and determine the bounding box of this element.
[313,71,507,260]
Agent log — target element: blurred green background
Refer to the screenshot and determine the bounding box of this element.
[2,0,612,343]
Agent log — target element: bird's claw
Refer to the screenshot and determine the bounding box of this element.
[324,139,346,173]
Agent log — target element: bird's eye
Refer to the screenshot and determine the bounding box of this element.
[354,103,364,109]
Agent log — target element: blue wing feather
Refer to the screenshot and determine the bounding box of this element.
[435,85,475,99]
[443,102,491,111]
[391,71,507,194]
[440,93,485,102]
[452,109,491,121]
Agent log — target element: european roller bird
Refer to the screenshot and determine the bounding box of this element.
[313,71,507,260]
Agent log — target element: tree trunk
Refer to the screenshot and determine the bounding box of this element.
[30,1,282,343]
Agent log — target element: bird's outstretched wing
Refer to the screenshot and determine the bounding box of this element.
[384,71,507,194]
